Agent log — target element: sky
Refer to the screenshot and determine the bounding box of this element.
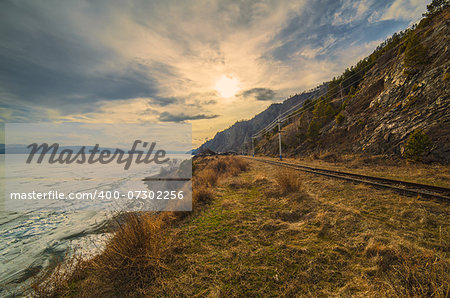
[0,0,429,147]
[5,123,191,151]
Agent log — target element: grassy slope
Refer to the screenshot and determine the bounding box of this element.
[147,157,449,296]
[34,156,449,296]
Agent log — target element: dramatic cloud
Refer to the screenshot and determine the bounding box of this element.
[159,112,219,122]
[381,0,428,22]
[240,88,276,101]
[0,0,429,146]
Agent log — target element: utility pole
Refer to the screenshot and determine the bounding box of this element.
[251,137,255,157]
[243,136,247,156]
[278,117,282,160]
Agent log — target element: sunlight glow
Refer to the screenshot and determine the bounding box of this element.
[214,75,240,98]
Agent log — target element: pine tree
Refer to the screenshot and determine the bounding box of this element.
[403,129,431,161]
[423,0,449,17]
[403,33,428,73]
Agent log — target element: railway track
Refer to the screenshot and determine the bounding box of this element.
[245,157,450,202]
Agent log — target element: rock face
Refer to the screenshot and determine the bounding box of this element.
[318,9,450,163]
[198,8,450,163]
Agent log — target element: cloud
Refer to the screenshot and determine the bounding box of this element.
[202,99,217,105]
[159,112,219,122]
[240,88,276,101]
[0,58,160,106]
[0,0,427,146]
[332,0,373,26]
[380,0,428,22]
[153,97,178,106]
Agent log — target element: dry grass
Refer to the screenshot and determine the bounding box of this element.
[281,153,450,188]
[146,159,448,296]
[31,156,249,297]
[89,213,162,292]
[210,157,228,173]
[32,156,449,297]
[362,237,449,296]
[196,168,218,186]
[208,156,250,176]
[32,213,163,297]
[192,185,214,205]
[385,252,449,297]
[231,157,250,172]
[192,156,249,206]
[274,169,303,194]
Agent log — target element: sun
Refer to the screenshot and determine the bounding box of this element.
[214,75,240,98]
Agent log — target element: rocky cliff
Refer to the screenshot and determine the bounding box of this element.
[198,6,450,163]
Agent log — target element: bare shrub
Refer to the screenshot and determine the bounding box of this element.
[231,157,249,172]
[205,156,249,177]
[89,213,162,293]
[196,168,218,186]
[210,158,228,173]
[32,213,163,297]
[274,169,302,194]
[193,185,214,205]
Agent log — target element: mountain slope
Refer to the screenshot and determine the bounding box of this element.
[195,84,326,153]
[198,6,450,163]
[256,7,449,163]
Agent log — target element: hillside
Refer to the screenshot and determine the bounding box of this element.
[199,6,450,163]
[195,84,327,154]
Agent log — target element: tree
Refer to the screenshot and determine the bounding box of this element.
[305,99,336,143]
[312,99,335,126]
[307,119,321,143]
[403,129,431,161]
[423,0,449,17]
[335,112,345,125]
[348,85,357,97]
[403,33,428,73]
[303,98,313,111]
